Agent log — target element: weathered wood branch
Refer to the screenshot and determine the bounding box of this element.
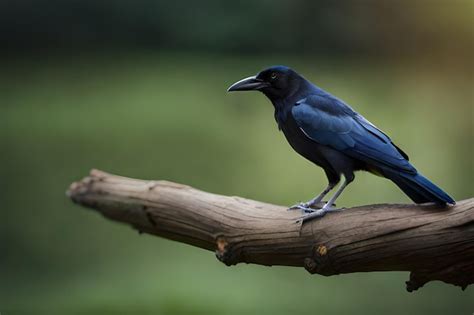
[67,169,474,292]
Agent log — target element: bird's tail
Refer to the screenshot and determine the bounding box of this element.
[384,170,455,205]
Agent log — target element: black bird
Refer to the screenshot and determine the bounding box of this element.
[228,66,454,221]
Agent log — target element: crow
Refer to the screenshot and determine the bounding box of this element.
[228,66,454,221]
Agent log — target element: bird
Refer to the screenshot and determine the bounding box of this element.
[227,65,455,222]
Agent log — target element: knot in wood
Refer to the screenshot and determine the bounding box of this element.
[303,244,337,276]
[217,237,228,253]
[215,237,238,266]
[304,258,318,274]
[317,244,328,256]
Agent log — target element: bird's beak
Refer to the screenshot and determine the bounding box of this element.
[227,76,269,92]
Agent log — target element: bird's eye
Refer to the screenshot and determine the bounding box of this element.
[270,72,277,80]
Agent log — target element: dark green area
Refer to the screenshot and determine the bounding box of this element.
[1,52,472,314]
[1,1,472,57]
[1,0,473,313]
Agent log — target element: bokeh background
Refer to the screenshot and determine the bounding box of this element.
[1,1,473,314]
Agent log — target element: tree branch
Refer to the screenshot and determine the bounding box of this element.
[67,169,474,292]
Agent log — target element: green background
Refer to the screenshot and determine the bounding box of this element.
[1,1,473,314]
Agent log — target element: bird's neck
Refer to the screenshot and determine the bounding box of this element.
[269,79,314,129]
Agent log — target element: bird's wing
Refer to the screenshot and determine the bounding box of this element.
[291,94,415,173]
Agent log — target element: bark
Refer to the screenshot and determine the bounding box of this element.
[67,169,474,292]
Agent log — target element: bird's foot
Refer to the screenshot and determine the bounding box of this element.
[296,204,344,223]
[288,200,325,211]
[321,203,344,213]
[290,205,318,214]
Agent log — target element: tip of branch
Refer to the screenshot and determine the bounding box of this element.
[89,168,110,178]
[66,177,92,201]
[65,181,78,198]
[66,168,109,201]
[66,169,107,201]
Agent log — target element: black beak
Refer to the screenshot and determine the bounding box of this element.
[227,76,269,92]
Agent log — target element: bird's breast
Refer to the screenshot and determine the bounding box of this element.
[279,113,328,166]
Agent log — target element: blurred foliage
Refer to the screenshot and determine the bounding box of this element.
[1,0,472,58]
[1,0,473,314]
[1,52,472,314]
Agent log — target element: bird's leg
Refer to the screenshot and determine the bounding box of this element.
[321,179,349,211]
[297,179,351,223]
[289,183,335,211]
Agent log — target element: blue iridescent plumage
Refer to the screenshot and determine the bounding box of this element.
[228,65,455,221]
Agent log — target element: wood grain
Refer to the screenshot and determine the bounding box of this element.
[67,169,474,292]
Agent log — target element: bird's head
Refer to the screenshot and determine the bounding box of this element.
[227,65,303,100]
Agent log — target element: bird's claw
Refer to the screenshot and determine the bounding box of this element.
[288,201,326,211]
[321,205,344,212]
[295,204,345,223]
[295,209,327,223]
[290,205,316,214]
[288,202,311,210]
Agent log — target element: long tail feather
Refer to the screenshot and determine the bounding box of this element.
[384,170,455,205]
